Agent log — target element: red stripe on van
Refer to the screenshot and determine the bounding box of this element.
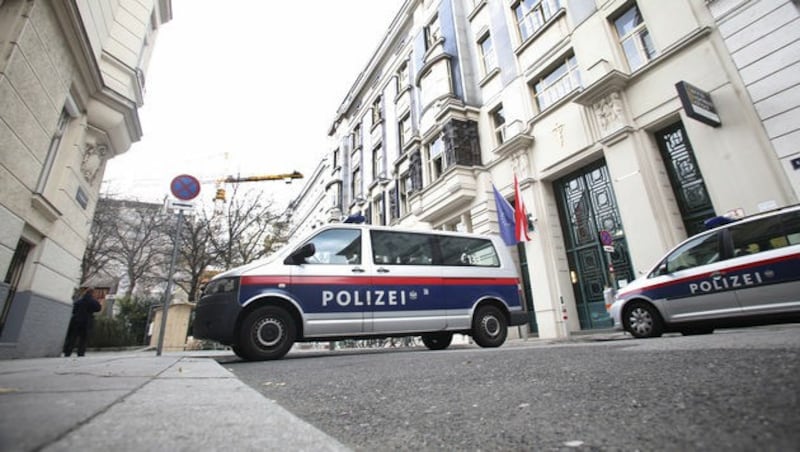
[240,275,519,286]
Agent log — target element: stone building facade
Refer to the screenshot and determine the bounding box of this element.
[0,0,171,358]
[288,0,799,339]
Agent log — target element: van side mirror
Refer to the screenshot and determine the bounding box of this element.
[284,243,316,265]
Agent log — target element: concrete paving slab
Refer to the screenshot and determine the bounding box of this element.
[0,353,349,452]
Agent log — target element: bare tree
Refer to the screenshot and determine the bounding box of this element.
[211,185,289,270]
[81,199,118,283]
[107,200,171,297]
[172,209,218,301]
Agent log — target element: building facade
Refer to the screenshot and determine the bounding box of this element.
[0,0,171,358]
[288,0,799,339]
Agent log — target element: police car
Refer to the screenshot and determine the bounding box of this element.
[609,204,800,338]
[194,223,528,360]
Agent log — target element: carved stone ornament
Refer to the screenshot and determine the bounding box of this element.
[81,142,108,184]
[592,91,625,133]
[511,150,529,179]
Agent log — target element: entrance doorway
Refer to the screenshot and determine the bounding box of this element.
[655,121,715,236]
[555,160,634,329]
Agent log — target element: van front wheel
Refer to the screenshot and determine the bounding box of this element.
[472,305,507,348]
[238,306,296,361]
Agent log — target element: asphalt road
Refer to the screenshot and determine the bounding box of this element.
[220,324,800,451]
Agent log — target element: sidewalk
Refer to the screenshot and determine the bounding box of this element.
[0,351,350,452]
[0,332,627,451]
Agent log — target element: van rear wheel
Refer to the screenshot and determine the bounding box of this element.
[238,306,296,361]
[472,305,507,348]
[421,332,453,350]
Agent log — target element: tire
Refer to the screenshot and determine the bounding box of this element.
[231,345,246,359]
[237,306,296,361]
[472,305,507,348]
[421,332,453,350]
[623,302,664,338]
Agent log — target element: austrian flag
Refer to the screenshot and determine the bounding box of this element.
[492,174,532,246]
[513,174,531,242]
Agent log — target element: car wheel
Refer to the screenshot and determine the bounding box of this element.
[238,306,296,361]
[624,302,664,338]
[421,332,453,350]
[472,305,507,348]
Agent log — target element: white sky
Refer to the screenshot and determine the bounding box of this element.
[102,0,406,207]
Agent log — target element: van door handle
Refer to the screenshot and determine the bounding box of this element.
[352,267,365,273]
[377,267,390,273]
[710,271,724,278]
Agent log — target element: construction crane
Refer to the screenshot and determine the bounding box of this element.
[211,170,303,211]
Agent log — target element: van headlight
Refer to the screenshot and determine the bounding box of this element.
[203,277,239,295]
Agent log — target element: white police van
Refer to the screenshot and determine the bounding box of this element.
[609,204,800,338]
[194,224,528,360]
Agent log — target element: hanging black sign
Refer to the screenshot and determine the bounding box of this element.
[676,81,721,127]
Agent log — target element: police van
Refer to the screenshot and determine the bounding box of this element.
[194,224,528,360]
[609,204,800,338]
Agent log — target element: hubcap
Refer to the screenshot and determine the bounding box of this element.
[628,307,653,335]
[254,317,284,348]
[482,315,500,337]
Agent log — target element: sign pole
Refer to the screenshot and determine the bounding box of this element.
[156,209,183,356]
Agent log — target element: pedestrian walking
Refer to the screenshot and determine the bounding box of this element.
[63,287,102,357]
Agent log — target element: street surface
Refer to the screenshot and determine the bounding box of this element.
[221,324,800,451]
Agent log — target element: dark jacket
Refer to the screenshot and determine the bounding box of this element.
[71,292,102,326]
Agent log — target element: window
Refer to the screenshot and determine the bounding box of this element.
[372,145,384,179]
[655,232,720,276]
[372,96,383,125]
[730,212,800,256]
[330,182,342,209]
[371,231,434,265]
[36,107,70,193]
[332,149,340,170]
[399,114,412,149]
[491,105,506,145]
[399,172,412,215]
[533,54,581,111]
[613,4,656,71]
[513,0,561,42]
[352,167,362,199]
[425,15,441,51]
[397,61,410,92]
[351,149,362,199]
[439,236,500,267]
[302,229,361,265]
[427,134,449,181]
[478,33,497,76]
[1,239,33,335]
[353,123,362,149]
[372,196,386,226]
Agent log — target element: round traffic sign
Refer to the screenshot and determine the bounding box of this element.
[599,230,613,246]
[170,174,201,201]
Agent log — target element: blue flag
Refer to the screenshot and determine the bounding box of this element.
[493,184,516,246]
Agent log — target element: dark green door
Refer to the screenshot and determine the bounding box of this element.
[655,122,715,236]
[555,160,634,330]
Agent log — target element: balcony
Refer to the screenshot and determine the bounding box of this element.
[411,166,478,223]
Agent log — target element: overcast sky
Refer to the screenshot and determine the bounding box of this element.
[102,0,405,206]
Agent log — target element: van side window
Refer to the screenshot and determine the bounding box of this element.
[655,232,720,275]
[438,236,500,267]
[729,216,785,256]
[371,231,433,265]
[781,211,800,245]
[304,229,361,265]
